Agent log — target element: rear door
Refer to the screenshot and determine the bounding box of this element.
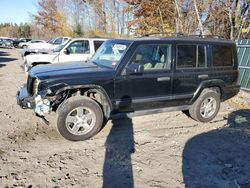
[172,43,208,105]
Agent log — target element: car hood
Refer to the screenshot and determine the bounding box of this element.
[30,61,115,80]
[26,53,59,64]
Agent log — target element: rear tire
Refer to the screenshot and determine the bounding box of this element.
[57,96,104,141]
[189,88,220,122]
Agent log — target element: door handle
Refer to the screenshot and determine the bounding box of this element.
[198,74,209,79]
[157,77,171,82]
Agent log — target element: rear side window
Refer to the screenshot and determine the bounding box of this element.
[177,45,196,68]
[177,45,207,69]
[94,41,104,51]
[198,46,206,67]
[213,46,233,66]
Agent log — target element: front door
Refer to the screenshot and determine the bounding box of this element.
[59,40,92,63]
[115,43,173,112]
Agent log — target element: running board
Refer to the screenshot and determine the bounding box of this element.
[110,105,191,119]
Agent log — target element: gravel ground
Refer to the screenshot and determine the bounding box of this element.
[0,48,249,188]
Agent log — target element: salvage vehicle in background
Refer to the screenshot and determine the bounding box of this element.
[17,36,240,141]
[27,37,71,51]
[23,38,106,72]
[20,37,71,58]
[13,38,32,48]
[0,38,14,48]
[20,48,51,60]
[18,40,46,48]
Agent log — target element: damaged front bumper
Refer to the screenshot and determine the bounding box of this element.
[16,85,35,109]
[17,85,51,116]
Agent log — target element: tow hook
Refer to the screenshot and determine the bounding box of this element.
[36,113,50,126]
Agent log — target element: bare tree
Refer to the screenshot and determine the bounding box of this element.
[193,0,204,35]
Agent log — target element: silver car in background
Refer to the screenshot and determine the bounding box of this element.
[0,38,14,48]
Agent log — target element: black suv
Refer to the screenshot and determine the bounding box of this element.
[17,37,240,141]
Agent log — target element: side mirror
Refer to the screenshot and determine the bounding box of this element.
[64,48,70,55]
[126,64,144,75]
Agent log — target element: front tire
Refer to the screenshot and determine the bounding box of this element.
[57,96,104,141]
[189,88,220,122]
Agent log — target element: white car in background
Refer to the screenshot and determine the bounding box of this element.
[28,37,71,51]
[18,40,45,48]
[20,37,72,59]
[23,38,106,72]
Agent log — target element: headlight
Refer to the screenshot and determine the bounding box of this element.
[32,79,40,95]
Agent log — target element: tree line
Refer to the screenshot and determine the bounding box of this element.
[1,0,249,40]
[125,0,250,39]
[30,0,133,39]
[0,23,31,38]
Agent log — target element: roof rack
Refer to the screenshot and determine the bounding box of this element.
[139,32,226,39]
[140,32,184,37]
[188,34,225,39]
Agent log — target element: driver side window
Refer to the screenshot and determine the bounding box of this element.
[67,40,90,54]
[129,44,171,71]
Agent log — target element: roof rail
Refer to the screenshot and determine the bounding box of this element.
[140,32,184,37]
[188,34,225,39]
[139,32,226,39]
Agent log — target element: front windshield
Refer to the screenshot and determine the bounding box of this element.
[48,37,57,44]
[47,38,52,43]
[91,40,131,68]
[53,39,71,52]
[53,44,65,52]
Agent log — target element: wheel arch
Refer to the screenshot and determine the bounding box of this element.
[54,85,113,119]
[189,79,224,105]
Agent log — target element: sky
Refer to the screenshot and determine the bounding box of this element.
[0,0,38,24]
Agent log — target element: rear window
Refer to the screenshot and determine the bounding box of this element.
[213,46,233,66]
[177,45,207,69]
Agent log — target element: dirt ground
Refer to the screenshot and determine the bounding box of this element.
[0,48,250,188]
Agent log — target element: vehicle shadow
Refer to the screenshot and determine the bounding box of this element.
[182,109,250,188]
[0,51,10,56]
[0,50,17,68]
[0,63,6,68]
[0,57,17,63]
[102,116,135,188]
